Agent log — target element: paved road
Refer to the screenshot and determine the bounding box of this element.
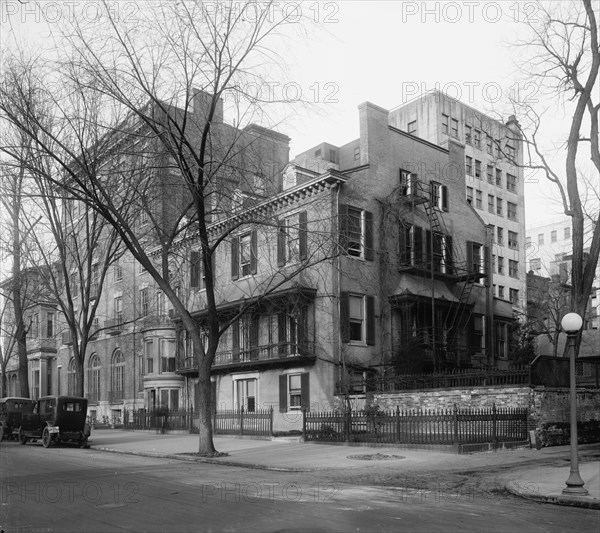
[1,441,598,533]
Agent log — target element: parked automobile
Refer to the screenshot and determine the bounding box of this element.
[18,396,91,448]
[0,397,36,441]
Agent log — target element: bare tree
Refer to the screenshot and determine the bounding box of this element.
[0,1,331,454]
[510,0,600,354]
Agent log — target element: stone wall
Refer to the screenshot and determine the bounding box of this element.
[370,385,600,447]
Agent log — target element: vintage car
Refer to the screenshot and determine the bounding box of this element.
[18,395,91,448]
[0,397,37,441]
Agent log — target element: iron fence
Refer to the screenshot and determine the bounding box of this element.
[303,405,528,445]
[123,407,273,437]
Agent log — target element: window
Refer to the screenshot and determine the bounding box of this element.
[507,202,517,220]
[354,146,360,161]
[474,129,481,148]
[30,313,39,339]
[88,354,101,400]
[475,160,481,178]
[486,135,493,154]
[278,212,307,266]
[487,165,494,184]
[508,231,518,249]
[509,259,518,278]
[279,373,309,412]
[145,340,154,374]
[161,339,176,373]
[231,230,257,279]
[341,293,375,345]
[339,205,373,260]
[525,235,531,245]
[466,187,473,204]
[140,288,149,316]
[506,173,517,192]
[488,194,495,213]
[430,181,448,211]
[498,286,505,299]
[538,233,544,245]
[233,315,259,362]
[510,289,519,304]
[441,114,449,134]
[475,190,482,209]
[564,227,570,240]
[46,312,54,338]
[399,169,417,196]
[495,168,502,187]
[236,378,257,412]
[467,241,485,274]
[530,258,541,271]
[496,322,508,358]
[190,251,201,289]
[497,256,505,275]
[68,358,76,396]
[497,227,504,246]
[465,125,472,144]
[451,118,458,138]
[466,156,473,176]
[314,149,321,158]
[551,230,557,243]
[114,261,123,281]
[496,197,503,216]
[407,120,417,135]
[329,149,337,163]
[506,144,515,159]
[114,296,123,323]
[111,350,124,397]
[399,224,422,267]
[430,231,453,273]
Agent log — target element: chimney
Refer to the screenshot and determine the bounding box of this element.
[192,89,223,123]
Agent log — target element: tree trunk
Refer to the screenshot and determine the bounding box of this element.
[196,340,216,455]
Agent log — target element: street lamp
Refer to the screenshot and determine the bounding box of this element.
[560,312,588,495]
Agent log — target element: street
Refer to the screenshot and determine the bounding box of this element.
[1,440,598,533]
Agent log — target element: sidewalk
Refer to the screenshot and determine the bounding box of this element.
[90,429,600,509]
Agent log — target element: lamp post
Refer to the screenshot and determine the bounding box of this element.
[560,312,588,495]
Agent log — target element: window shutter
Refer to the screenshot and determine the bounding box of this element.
[232,322,240,362]
[366,295,375,346]
[298,211,308,260]
[445,234,454,274]
[231,237,239,280]
[250,229,258,274]
[364,210,374,260]
[441,185,448,211]
[426,230,432,266]
[414,226,423,267]
[300,373,310,411]
[279,374,287,412]
[277,220,286,267]
[338,203,348,251]
[398,223,407,265]
[483,245,491,276]
[340,292,350,343]
[190,251,200,288]
[466,241,474,273]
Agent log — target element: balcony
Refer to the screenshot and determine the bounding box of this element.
[104,318,124,336]
[177,341,316,374]
[109,390,124,403]
[140,314,175,332]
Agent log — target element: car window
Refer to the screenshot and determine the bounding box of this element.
[63,402,82,412]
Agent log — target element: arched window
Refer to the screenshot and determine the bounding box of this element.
[88,353,101,401]
[68,358,77,395]
[111,350,125,400]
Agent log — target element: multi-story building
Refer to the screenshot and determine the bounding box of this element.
[175,100,514,431]
[387,90,526,311]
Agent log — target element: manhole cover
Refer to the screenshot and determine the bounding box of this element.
[347,453,405,461]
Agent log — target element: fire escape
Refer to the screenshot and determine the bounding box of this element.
[392,174,486,369]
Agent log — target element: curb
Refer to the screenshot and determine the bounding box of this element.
[93,446,314,472]
[504,480,600,510]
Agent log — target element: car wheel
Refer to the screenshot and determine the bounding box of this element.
[42,427,52,448]
[79,434,89,449]
[18,429,27,445]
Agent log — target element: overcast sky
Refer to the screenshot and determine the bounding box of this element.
[0,0,591,230]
